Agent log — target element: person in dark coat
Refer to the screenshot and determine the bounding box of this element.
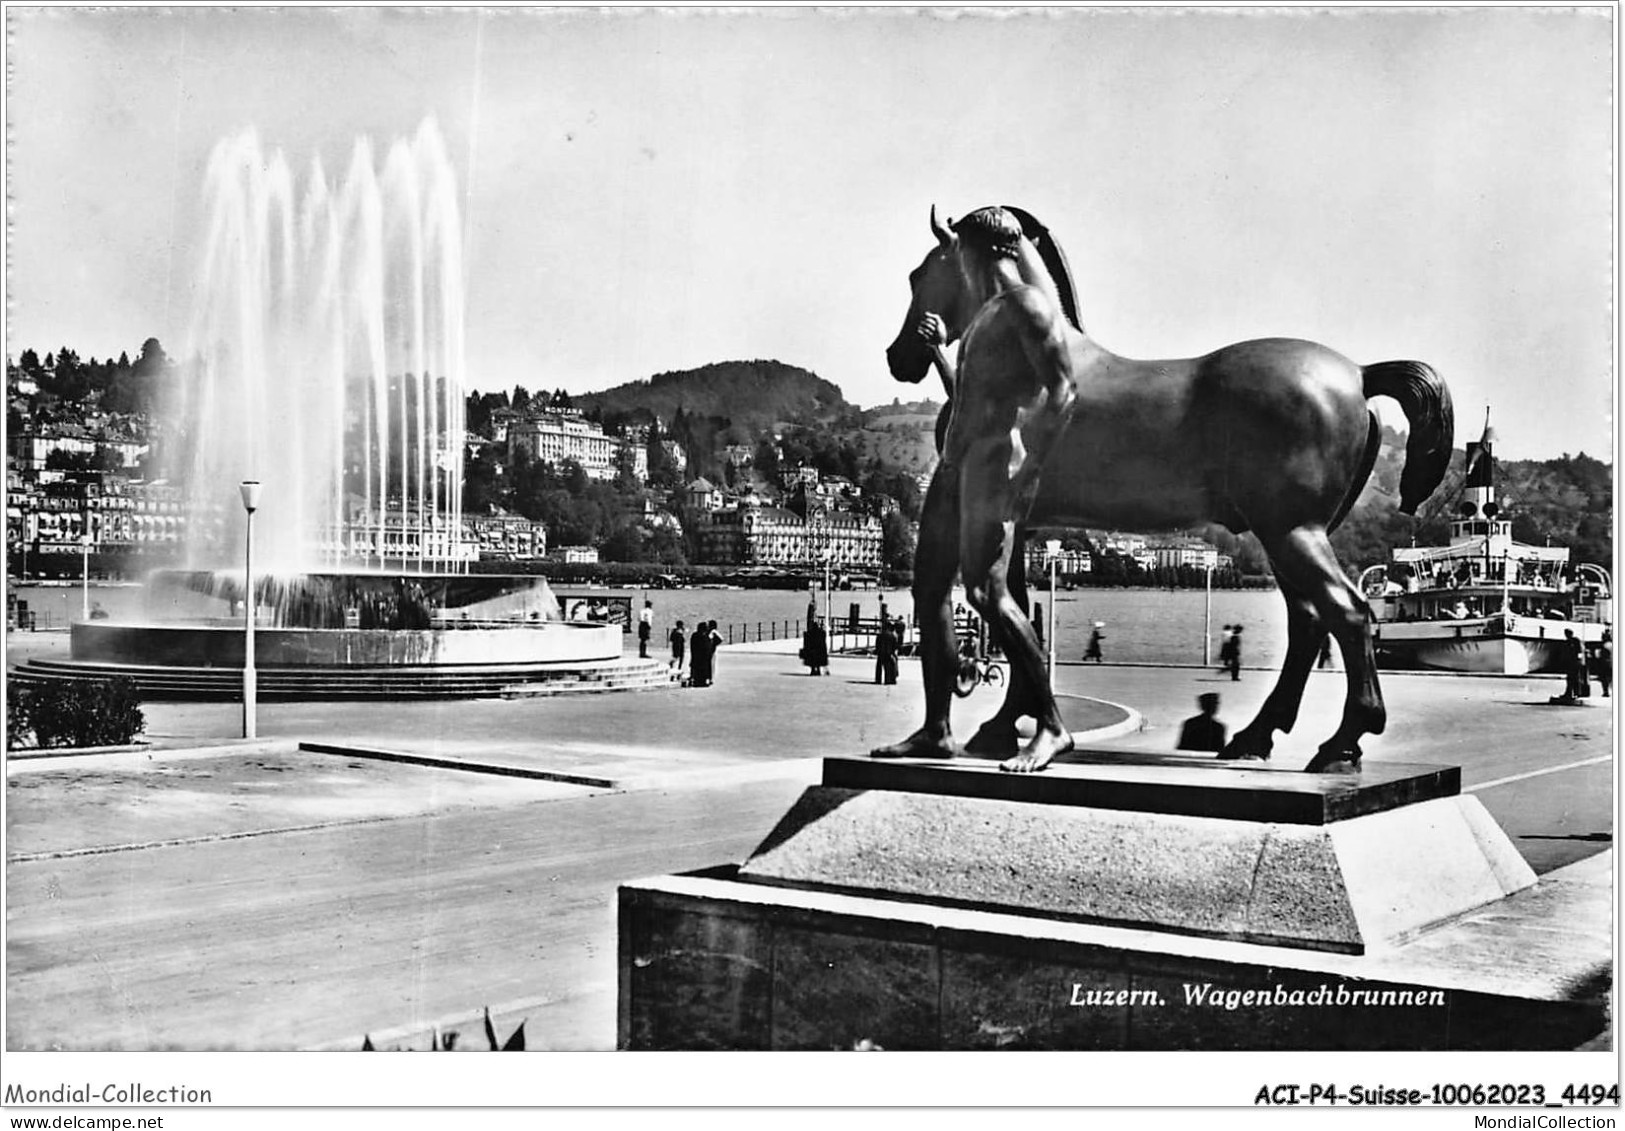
[802,618,829,676]
[876,619,899,685]
[1561,628,1588,701]
[705,621,723,685]
[1222,625,1244,681]
[1084,623,1105,663]
[669,620,686,673]
[690,622,711,687]
[1178,693,1228,754]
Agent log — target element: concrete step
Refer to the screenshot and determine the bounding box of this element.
[9,656,682,701]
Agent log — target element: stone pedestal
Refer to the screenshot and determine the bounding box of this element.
[739,757,1531,954]
[618,753,1609,1050]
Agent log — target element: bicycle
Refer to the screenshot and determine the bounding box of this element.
[953,652,1005,698]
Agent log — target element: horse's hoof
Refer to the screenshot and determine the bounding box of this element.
[1217,736,1272,761]
[1303,746,1362,774]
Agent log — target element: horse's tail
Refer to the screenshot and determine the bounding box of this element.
[1362,360,1454,515]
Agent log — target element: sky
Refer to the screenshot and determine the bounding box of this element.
[5,4,1615,460]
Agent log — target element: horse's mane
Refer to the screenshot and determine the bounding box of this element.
[1001,205,1084,334]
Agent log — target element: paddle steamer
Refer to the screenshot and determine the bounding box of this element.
[1360,413,1611,674]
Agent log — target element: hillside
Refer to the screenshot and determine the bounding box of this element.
[850,405,941,477]
[574,360,852,436]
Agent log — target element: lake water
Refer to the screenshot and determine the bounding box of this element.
[629,585,1287,667]
[11,580,1288,668]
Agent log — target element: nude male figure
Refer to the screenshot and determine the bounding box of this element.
[872,206,1080,773]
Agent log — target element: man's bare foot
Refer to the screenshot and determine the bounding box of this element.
[871,728,962,760]
[963,717,1021,756]
[998,728,1073,773]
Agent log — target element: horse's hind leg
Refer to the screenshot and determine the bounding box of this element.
[1260,525,1385,772]
[1222,573,1320,761]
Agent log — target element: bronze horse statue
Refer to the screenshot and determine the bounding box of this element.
[875,205,1453,773]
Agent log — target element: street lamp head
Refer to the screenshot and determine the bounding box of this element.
[239,480,262,513]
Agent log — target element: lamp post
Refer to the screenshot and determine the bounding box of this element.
[1044,539,1061,687]
[821,548,833,647]
[1203,559,1214,666]
[239,480,262,740]
[80,532,91,621]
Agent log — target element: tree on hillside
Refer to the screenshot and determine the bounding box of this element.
[753,437,781,481]
[645,427,680,489]
[881,510,916,572]
[132,338,168,378]
[462,444,507,514]
[613,446,642,494]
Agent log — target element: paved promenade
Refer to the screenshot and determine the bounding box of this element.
[4,635,1614,1051]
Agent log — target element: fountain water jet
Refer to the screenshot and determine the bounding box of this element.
[16,122,665,698]
[176,121,468,572]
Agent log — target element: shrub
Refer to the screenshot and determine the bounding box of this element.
[6,679,35,750]
[362,1008,525,1051]
[10,677,146,749]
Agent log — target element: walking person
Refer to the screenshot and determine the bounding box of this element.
[1596,629,1613,698]
[669,619,686,676]
[1221,625,1244,681]
[1084,622,1105,663]
[802,617,829,677]
[637,600,653,658]
[1177,693,1228,754]
[876,618,900,685]
[1560,628,1588,702]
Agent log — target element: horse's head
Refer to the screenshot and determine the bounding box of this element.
[886,206,973,384]
[887,205,1082,385]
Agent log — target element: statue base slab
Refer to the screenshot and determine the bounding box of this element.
[737,756,1531,954]
[618,756,1608,1050]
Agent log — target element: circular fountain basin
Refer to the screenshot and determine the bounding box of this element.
[69,619,619,668]
[13,571,672,700]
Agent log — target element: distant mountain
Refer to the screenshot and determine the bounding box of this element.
[574,360,853,436]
